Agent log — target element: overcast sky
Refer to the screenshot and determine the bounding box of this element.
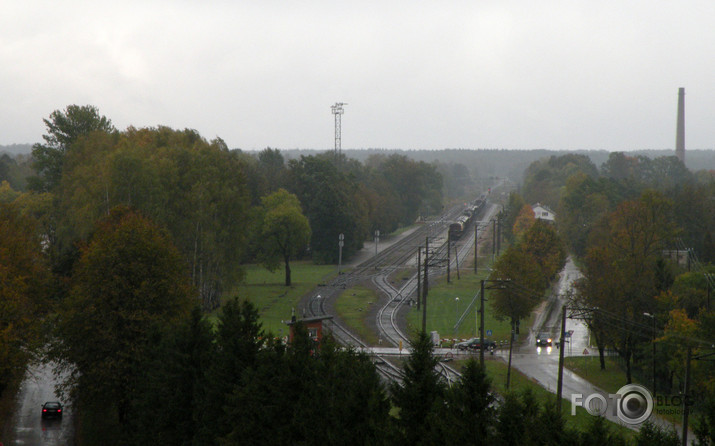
[1,1,714,151]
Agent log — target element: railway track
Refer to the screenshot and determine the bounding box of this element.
[303,189,504,385]
[374,202,497,347]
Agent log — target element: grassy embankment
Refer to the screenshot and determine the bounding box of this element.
[333,253,533,347]
[403,270,533,345]
[218,261,337,335]
[564,356,684,427]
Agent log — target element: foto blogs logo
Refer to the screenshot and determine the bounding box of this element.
[571,384,653,424]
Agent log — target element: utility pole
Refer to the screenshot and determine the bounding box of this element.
[644,313,657,396]
[474,223,478,274]
[331,102,346,159]
[492,219,496,261]
[496,213,501,255]
[373,230,380,268]
[480,280,485,368]
[557,305,567,412]
[682,346,691,446]
[416,247,421,310]
[422,237,429,333]
[447,230,451,283]
[506,319,514,389]
[455,242,460,280]
[454,297,460,340]
[337,233,344,274]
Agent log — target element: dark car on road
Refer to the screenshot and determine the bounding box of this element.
[535,332,552,347]
[41,401,63,419]
[455,337,496,351]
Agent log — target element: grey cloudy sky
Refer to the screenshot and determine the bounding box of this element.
[1,1,714,151]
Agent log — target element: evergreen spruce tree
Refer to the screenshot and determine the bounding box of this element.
[440,359,496,445]
[127,307,215,445]
[390,331,446,446]
[196,297,264,444]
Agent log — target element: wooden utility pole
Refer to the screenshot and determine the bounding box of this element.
[506,320,514,389]
[556,305,567,412]
[447,231,451,283]
[416,247,421,310]
[682,346,692,446]
[479,280,485,368]
[474,223,478,274]
[422,237,429,333]
[492,219,496,260]
[496,214,501,255]
[455,242,460,280]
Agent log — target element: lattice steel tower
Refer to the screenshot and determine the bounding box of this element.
[331,102,347,156]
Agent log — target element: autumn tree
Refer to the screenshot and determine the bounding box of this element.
[59,127,250,309]
[0,203,48,394]
[512,204,536,240]
[489,245,544,329]
[52,206,193,440]
[557,172,612,257]
[501,192,526,243]
[520,219,566,286]
[257,189,311,286]
[578,191,678,382]
[30,104,115,192]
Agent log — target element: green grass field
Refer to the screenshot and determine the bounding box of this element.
[564,356,631,394]
[404,271,534,346]
[217,261,337,335]
[334,285,380,345]
[564,356,684,427]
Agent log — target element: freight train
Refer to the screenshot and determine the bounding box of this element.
[448,196,486,240]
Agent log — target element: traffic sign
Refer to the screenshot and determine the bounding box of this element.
[486,329,492,337]
[583,348,589,355]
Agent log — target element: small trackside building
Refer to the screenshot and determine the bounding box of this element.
[286,315,333,346]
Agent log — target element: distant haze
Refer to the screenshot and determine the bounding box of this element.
[2,1,714,151]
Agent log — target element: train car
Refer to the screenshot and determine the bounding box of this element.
[451,195,487,240]
[449,214,470,239]
[449,221,464,239]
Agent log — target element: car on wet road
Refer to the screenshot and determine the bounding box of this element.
[41,401,63,419]
[535,332,552,347]
[455,337,496,351]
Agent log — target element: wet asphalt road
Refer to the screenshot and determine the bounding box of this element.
[3,362,73,445]
[504,257,693,441]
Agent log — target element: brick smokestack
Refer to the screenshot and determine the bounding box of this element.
[676,87,685,163]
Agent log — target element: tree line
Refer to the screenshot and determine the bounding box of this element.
[2,105,448,308]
